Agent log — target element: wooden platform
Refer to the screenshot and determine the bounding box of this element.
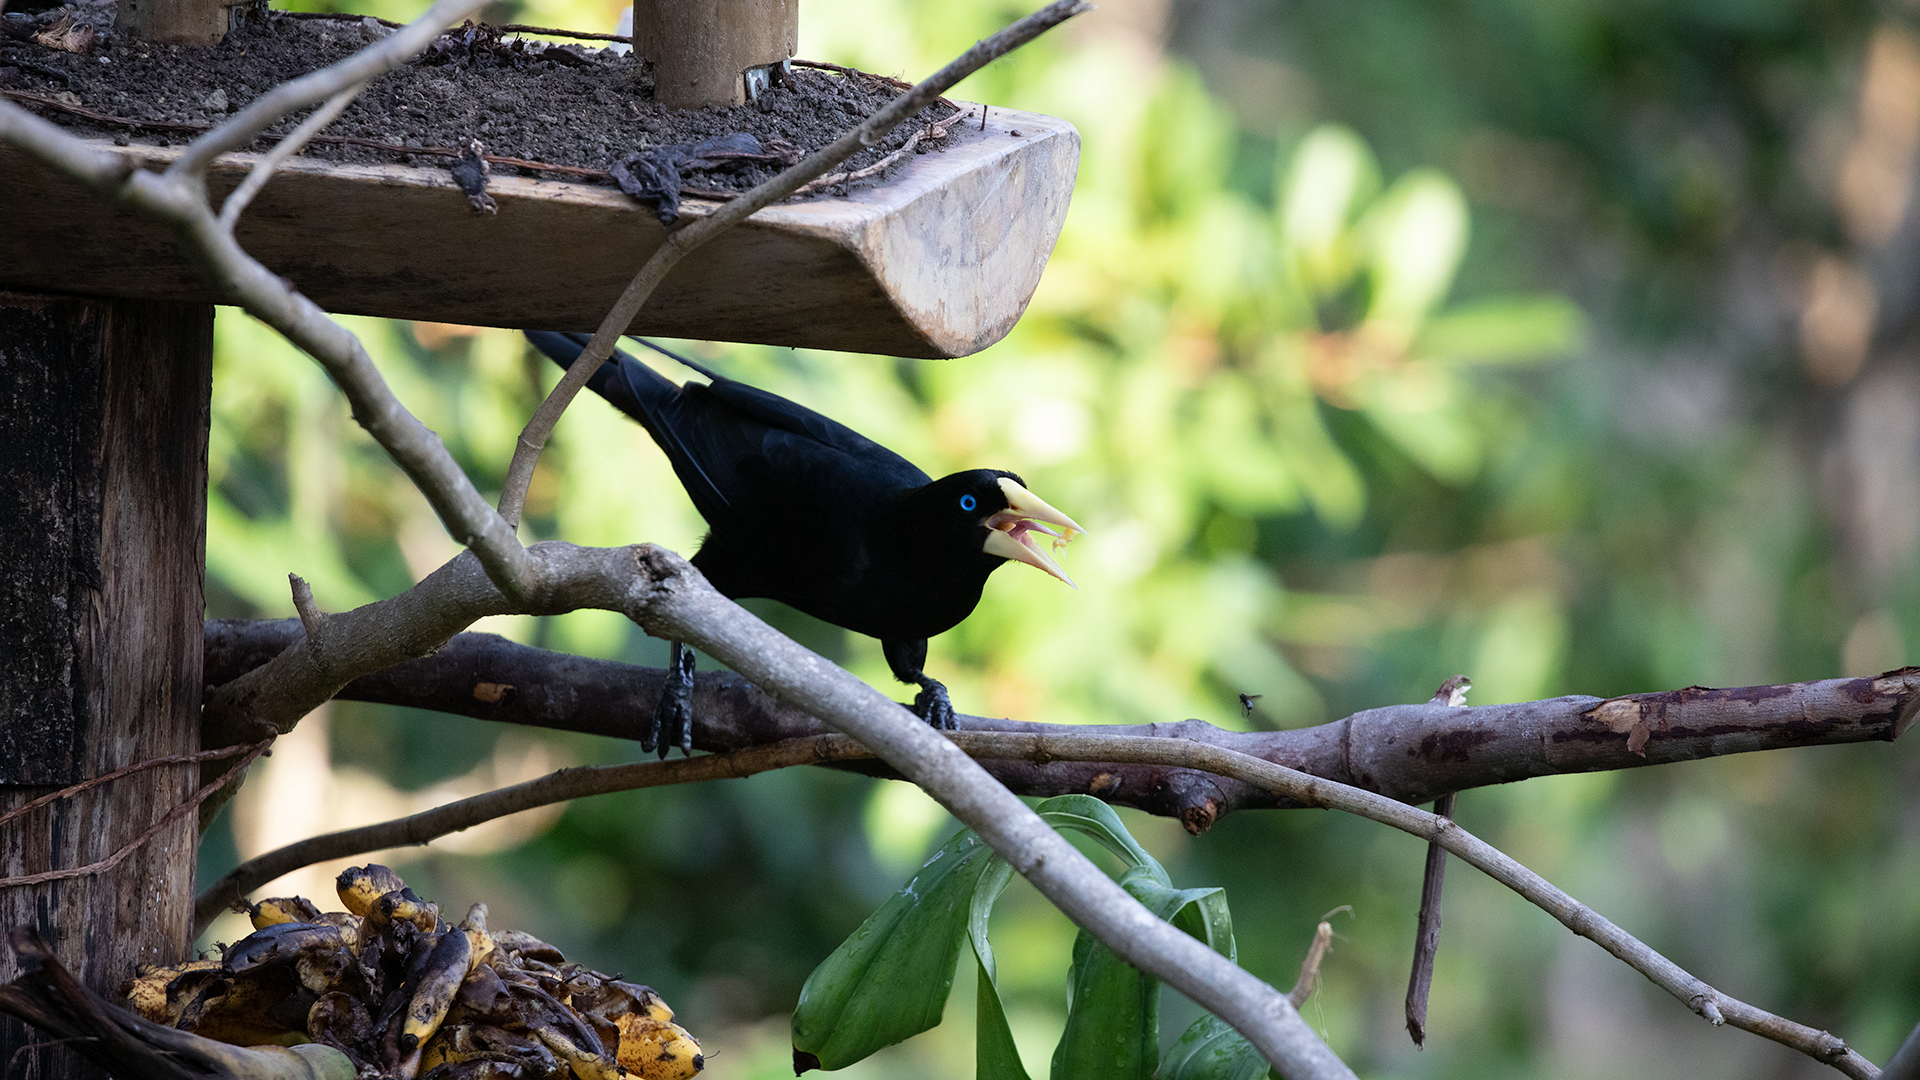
[0,105,1077,358]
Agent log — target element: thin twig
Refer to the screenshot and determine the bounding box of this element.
[218,80,368,231]
[1405,790,1455,1046]
[791,106,973,197]
[494,22,629,42]
[1289,918,1337,1007]
[1406,676,1470,1046]
[0,744,261,832]
[194,733,866,933]
[493,0,1094,525]
[952,734,1876,1079]
[287,573,326,638]
[0,742,270,891]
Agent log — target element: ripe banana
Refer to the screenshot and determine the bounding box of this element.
[250,896,323,929]
[489,929,565,964]
[372,887,441,935]
[129,875,698,1080]
[336,864,409,917]
[459,903,496,967]
[120,959,221,1025]
[615,1011,704,1080]
[402,927,475,1051]
[529,1017,623,1080]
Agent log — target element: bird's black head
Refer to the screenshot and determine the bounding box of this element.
[908,469,1086,586]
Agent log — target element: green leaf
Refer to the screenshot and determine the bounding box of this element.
[791,829,1004,1071]
[1166,886,1237,964]
[1032,795,1167,884]
[971,859,1031,1080]
[1159,1014,1274,1080]
[1049,924,1161,1080]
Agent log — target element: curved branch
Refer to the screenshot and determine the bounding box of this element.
[194,734,864,933]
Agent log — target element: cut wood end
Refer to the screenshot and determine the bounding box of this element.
[1876,666,1920,738]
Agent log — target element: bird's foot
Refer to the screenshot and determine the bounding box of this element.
[911,677,957,731]
[651,641,697,758]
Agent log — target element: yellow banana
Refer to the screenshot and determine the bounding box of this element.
[371,887,440,935]
[530,1018,624,1080]
[121,959,221,1024]
[489,928,565,963]
[336,864,409,917]
[459,903,495,967]
[631,985,674,1025]
[615,1012,705,1080]
[249,896,323,930]
[401,928,474,1051]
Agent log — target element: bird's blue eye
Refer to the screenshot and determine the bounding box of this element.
[960,494,977,512]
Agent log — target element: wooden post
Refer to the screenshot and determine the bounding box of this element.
[631,0,798,109]
[0,294,213,1079]
[119,0,264,47]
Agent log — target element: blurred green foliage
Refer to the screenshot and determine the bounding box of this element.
[198,0,1920,1076]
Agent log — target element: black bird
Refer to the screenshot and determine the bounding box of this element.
[525,331,1085,756]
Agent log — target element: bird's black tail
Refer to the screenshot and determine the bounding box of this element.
[523,331,733,509]
[524,330,681,426]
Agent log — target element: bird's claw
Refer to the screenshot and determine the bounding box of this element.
[912,678,958,731]
[651,641,697,758]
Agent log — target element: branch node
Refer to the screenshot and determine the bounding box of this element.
[288,573,326,636]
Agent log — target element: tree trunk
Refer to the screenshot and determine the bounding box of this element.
[0,294,213,1079]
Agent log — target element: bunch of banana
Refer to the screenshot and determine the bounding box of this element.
[121,864,703,1080]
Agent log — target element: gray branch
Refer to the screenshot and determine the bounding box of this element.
[204,618,1920,828]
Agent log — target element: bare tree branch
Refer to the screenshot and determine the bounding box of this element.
[1406,675,1469,1047]
[200,542,1354,1078]
[193,733,866,933]
[194,720,1876,1077]
[204,619,1920,824]
[1404,790,1453,1047]
[493,0,1095,525]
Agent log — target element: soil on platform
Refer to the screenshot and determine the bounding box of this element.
[0,3,967,194]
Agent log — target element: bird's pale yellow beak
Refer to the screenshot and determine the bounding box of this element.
[981,477,1086,587]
